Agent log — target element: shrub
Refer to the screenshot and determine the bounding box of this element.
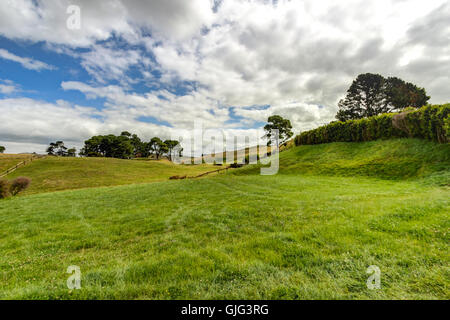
[9,177,31,196]
[295,104,449,146]
[0,179,10,199]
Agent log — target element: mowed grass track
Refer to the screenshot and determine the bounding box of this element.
[6,157,216,195]
[0,174,448,299]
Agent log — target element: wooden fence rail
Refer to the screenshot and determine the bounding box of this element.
[188,166,231,179]
[0,155,45,178]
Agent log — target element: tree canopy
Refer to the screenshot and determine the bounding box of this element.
[46,141,76,157]
[148,137,168,160]
[0,146,5,153]
[79,132,180,160]
[336,73,430,121]
[164,140,181,161]
[264,115,293,147]
[79,135,133,158]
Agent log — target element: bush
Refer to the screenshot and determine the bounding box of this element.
[9,177,31,196]
[295,104,449,146]
[0,179,10,199]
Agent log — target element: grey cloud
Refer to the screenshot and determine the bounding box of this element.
[406,3,450,48]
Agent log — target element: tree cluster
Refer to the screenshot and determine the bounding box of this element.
[46,141,77,157]
[79,131,182,160]
[264,115,293,147]
[336,73,430,121]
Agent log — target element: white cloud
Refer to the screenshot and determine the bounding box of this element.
[61,81,230,129]
[145,0,449,107]
[0,0,134,47]
[0,98,101,144]
[0,79,18,94]
[78,45,145,83]
[0,49,54,71]
[0,85,15,94]
[0,140,50,155]
[0,96,169,153]
[0,0,212,47]
[0,95,236,155]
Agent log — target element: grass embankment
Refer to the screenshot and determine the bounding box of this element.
[0,154,34,173]
[5,157,216,195]
[236,138,450,184]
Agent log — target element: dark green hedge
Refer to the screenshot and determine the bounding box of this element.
[295,104,450,146]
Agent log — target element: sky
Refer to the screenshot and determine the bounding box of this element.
[0,0,449,154]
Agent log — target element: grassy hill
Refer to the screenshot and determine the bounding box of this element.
[236,138,450,184]
[0,138,448,299]
[5,157,216,195]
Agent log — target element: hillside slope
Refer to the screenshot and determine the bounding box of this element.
[236,138,450,184]
[0,154,34,173]
[6,157,216,195]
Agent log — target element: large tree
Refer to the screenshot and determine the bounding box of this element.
[0,146,5,153]
[336,73,389,121]
[79,135,133,159]
[121,131,146,157]
[149,137,168,160]
[67,148,77,157]
[264,115,293,148]
[384,77,430,111]
[164,140,180,161]
[47,141,68,156]
[336,73,430,121]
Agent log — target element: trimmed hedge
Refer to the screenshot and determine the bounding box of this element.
[295,104,450,146]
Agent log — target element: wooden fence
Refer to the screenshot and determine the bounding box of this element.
[0,155,45,178]
[188,166,231,179]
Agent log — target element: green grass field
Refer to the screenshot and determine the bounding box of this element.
[0,139,448,299]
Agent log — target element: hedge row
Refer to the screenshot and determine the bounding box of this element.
[295,104,450,146]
